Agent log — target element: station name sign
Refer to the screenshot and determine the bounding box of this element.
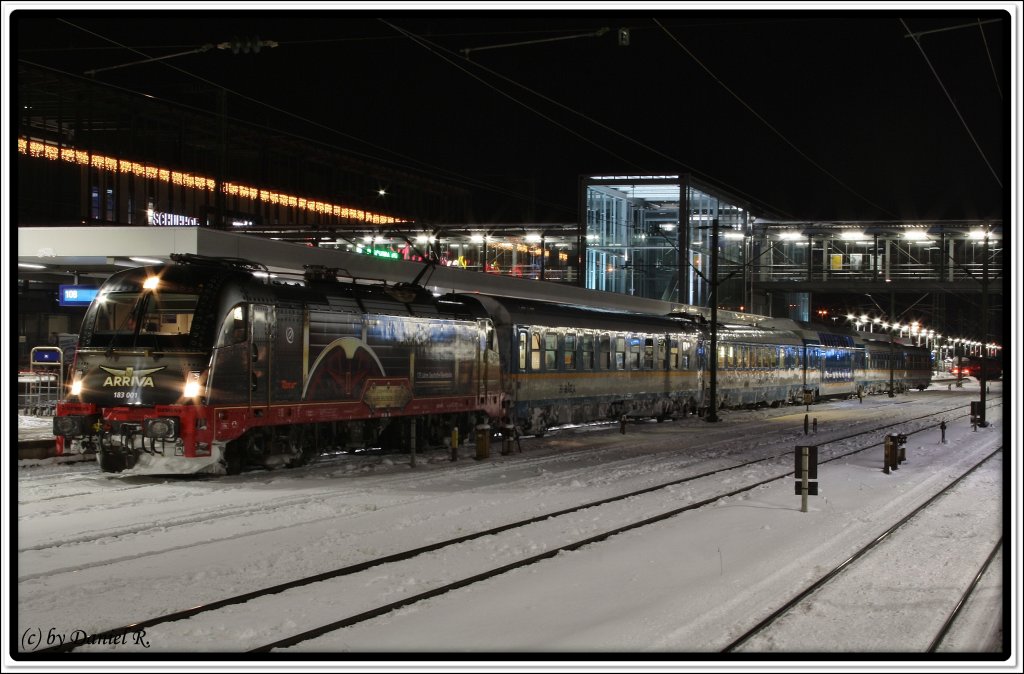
[149,210,199,227]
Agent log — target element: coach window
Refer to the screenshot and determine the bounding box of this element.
[216,304,248,347]
[644,338,656,369]
[718,345,726,369]
[531,331,543,371]
[564,332,577,370]
[629,338,641,370]
[581,333,594,370]
[615,336,626,370]
[669,339,679,369]
[544,332,558,370]
[518,332,528,371]
[599,334,611,369]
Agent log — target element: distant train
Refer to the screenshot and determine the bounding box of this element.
[950,356,1002,381]
[53,255,931,475]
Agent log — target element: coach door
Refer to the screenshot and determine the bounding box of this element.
[250,304,273,409]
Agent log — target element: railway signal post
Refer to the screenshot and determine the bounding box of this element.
[794,445,818,513]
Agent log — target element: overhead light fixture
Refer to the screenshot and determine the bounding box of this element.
[130,257,163,265]
[18,262,46,269]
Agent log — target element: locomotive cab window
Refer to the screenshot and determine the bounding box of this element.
[217,305,249,347]
[141,293,198,336]
[84,289,199,348]
[90,292,139,335]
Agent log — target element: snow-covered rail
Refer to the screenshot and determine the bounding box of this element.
[722,448,1004,653]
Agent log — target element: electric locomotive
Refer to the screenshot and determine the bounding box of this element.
[54,255,503,474]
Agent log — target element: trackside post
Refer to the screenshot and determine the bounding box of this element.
[794,445,818,513]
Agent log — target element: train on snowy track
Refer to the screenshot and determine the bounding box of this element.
[53,255,931,475]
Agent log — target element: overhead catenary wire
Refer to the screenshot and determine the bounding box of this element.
[381,20,650,175]
[654,18,900,221]
[977,18,1002,100]
[900,18,1002,189]
[384,20,792,219]
[53,18,576,219]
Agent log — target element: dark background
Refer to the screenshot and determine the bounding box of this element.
[12,8,1009,224]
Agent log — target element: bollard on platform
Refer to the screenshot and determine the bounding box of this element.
[450,426,459,461]
[475,423,490,460]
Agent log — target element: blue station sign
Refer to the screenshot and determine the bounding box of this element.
[59,285,100,307]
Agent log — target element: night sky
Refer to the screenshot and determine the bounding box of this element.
[12,7,1010,224]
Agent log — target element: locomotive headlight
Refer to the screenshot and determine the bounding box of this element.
[183,371,202,398]
[69,372,83,396]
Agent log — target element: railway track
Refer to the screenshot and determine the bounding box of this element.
[20,395,997,561]
[28,398,1001,654]
[722,449,1004,653]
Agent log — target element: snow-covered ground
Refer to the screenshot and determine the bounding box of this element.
[4,379,1016,671]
